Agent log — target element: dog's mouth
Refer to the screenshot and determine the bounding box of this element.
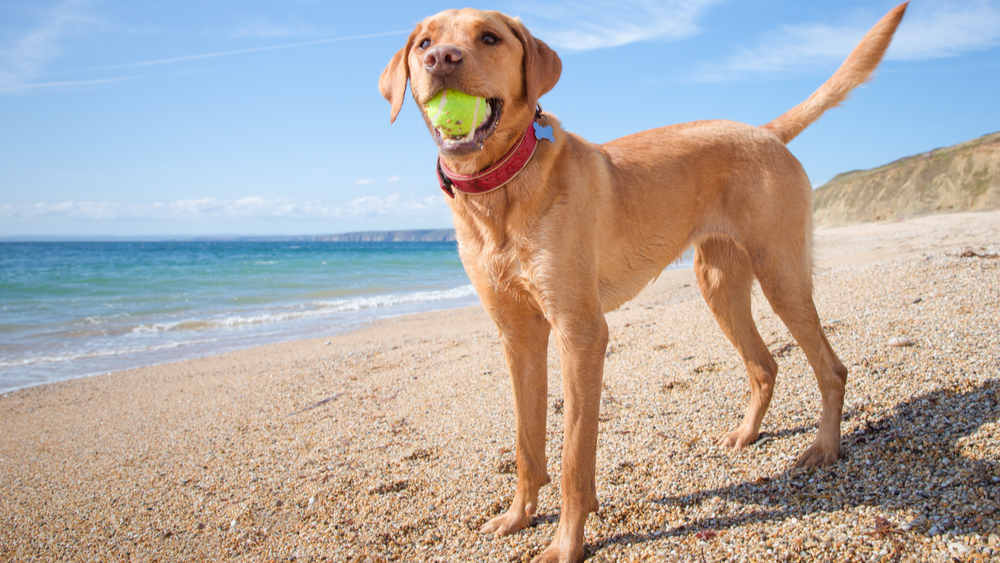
[432,97,503,154]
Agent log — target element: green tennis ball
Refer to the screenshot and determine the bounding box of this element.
[424,89,490,138]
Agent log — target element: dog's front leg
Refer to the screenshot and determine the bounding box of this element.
[533,312,608,563]
[480,302,553,536]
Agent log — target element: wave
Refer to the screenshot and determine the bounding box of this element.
[311,284,477,312]
[1,285,478,372]
[219,285,478,327]
[0,337,220,368]
[129,285,477,333]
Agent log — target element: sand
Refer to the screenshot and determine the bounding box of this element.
[1,211,998,563]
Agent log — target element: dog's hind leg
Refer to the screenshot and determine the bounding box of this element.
[694,237,779,449]
[753,245,848,468]
[480,300,553,536]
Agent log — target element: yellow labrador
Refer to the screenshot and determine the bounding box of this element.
[380,4,906,561]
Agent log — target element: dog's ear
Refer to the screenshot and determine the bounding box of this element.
[379,30,418,124]
[505,17,562,110]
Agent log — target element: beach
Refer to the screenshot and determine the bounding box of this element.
[1,211,998,562]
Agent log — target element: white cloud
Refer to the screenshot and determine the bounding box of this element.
[512,0,722,51]
[4,18,409,94]
[336,194,443,217]
[716,24,861,77]
[0,195,447,221]
[354,178,375,185]
[697,0,1000,80]
[386,176,400,184]
[0,0,106,93]
[887,0,1000,60]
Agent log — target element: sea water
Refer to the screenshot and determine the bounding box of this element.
[0,241,477,393]
[0,241,693,394]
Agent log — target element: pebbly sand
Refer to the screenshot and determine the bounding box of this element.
[1,211,999,563]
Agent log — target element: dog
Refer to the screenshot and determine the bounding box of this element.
[381,4,907,562]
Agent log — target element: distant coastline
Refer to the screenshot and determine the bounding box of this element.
[0,229,457,243]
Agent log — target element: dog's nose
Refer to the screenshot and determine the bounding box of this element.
[423,45,463,76]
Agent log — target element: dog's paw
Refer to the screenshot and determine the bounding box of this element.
[718,427,758,449]
[480,507,531,536]
[530,541,584,563]
[793,441,839,468]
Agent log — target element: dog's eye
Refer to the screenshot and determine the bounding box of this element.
[481,33,498,45]
[418,38,431,50]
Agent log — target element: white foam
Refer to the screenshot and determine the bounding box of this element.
[19,285,479,350]
[219,285,477,327]
[131,321,183,334]
[0,339,200,368]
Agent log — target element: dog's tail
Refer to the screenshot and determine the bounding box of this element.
[761,3,907,145]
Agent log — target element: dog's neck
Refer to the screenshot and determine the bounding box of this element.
[436,104,555,193]
[444,114,564,256]
[436,122,540,198]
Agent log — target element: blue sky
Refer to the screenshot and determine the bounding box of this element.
[1,0,998,237]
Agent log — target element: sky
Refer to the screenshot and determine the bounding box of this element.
[1,0,998,238]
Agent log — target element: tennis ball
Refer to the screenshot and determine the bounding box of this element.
[424,89,490,138]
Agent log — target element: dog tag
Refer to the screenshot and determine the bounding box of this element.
[533,122,555,143]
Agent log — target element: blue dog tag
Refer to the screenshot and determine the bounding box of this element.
[533,122,555,143]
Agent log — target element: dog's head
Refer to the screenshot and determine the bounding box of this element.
[380,9,561,167]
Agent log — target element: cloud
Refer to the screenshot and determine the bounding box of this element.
[386,176,400,184]
[0,195,447,221]
[0,0,106,93]
[3,16,408,94]
[696,0,1000,80]
[887,0,1000,60]
[511,0,722,51]
[354,178,375,185]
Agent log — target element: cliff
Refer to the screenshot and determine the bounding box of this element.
[812,132,1000,226]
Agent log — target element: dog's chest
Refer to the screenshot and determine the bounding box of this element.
[478,249,549,313]
[454,207,550,312]
[486,255,534,296]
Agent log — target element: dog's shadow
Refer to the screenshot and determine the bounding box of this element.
[577,379,1000,557]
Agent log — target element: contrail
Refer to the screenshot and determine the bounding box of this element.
[4,76,135,93]
[54,30,410,75]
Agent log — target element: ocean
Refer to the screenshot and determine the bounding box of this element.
[0,241,477,394]
[0,241,694,394]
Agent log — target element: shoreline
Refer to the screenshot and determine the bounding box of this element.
[2,210,999,562]
[0,283,481,396]
[0,251,691,396]
[0,235,478,396]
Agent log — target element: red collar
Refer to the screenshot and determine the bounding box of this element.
[437,123,539,198]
